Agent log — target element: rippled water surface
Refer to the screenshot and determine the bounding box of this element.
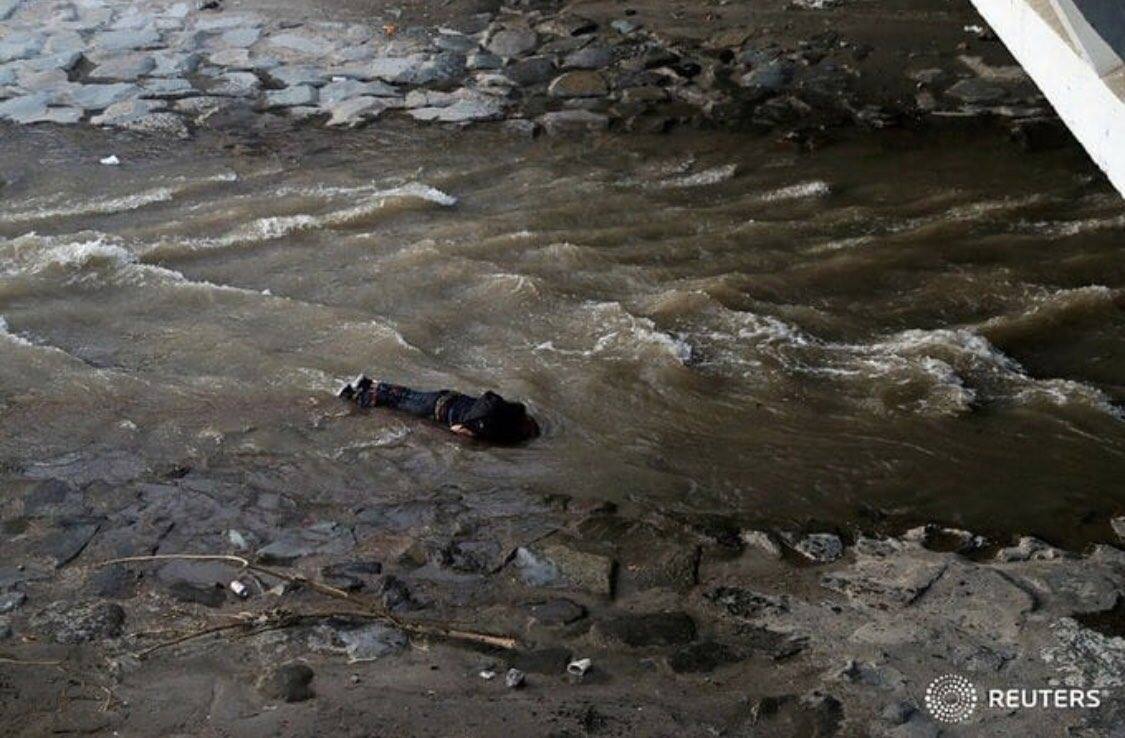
[1,123,1122,545]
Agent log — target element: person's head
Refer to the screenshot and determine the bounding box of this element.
[462,392,540,444]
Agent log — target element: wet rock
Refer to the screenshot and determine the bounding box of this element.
[151,51,202,77]
[308,621,406,662]
[996,536,1067,562]
[945,78,1008,104]
[258,663,315,702]
[789,533,844,563]
[744,692,843,736]
[667,640,740,673]
[320,560,382,591]
[516,537,614,595]
[0,591,26,614]
[22,479,84,518]
[527,598,586,626]
[0,619,11,640]
[705,587,790,620]
[87,565,134,599]
[370,54,457,86]
[467,51,503,71]
[741,530,783,558]
[502,118,537,138]
[122,112,190,138]
[821,539,947,608]
[508,647,571,674]
[739,60,796,94]
[503,56,555,86]
[594,611,697,648]
[256,522,355,563]
[32,601,126,644]
[434,33,478,54]
[563,46,612,71]
[548,71,607,98]
[538,16,597,38]
[537,109,608,135]
[42,520,100,568]
[264,85,318,108]
[610,19,642,35]
[380,575,422,612]
[167,580,226,607]
[486,27,537,58]
[619,539,699,592]
[1009,117,1071,152]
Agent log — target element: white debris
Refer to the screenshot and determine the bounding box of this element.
[100,154,120,166]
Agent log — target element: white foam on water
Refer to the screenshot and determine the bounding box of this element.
[1020,212,1125,238]
[649,164,739,190]
[754,180,831,203]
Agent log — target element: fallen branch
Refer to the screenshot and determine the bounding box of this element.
[98,554,518,652]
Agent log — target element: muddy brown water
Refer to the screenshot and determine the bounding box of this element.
[0,122,1122,547]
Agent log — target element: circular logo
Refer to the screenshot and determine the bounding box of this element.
[925,674,978,723]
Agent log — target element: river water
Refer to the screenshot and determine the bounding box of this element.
[1,122,1122,546]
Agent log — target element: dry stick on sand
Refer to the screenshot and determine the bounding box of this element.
[97,554,518,652]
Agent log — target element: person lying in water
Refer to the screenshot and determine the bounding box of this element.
[337,375,540,444]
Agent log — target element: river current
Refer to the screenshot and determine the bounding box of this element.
[1,122,1122,546]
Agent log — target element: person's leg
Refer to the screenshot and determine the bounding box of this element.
[364,382,444,418]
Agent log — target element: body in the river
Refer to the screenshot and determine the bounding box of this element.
[339,376,540,444]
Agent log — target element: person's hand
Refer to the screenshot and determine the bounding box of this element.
[450,424,476,437]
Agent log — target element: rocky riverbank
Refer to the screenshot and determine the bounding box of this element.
[1,460,1124,735]
[0,0,1068,143]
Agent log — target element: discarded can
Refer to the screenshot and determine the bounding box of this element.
[566,658,592,677]
[229,580,249,598]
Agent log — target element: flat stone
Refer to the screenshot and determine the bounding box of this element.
[503,56,555,86]
[610,19,642,35]
[320,560,382,591]
[408,96,503,123]
[208,48,252,68]
[258,663,314,702]
[739,60,796,92]
[594,611,697,647]
[167,580,226,606]
[324,95,388,126]
[90,98,164,125]
[434,33,477,54]
[42,521,100,567]
[821,540,948,608]
[308,621,406,662]
[268,65,328,87]
[256,522,355,563]
[538,15,598,38]
[92,28,162,52]
[22,479,83,517]
[88,53,155,81]
[527,598,586,626]
[0,33,43,63]
[319,78,398,104]
[548,70,607,98]
[31,601,125,644]
[219,27,261,48]
[23,50,82,73]
[404,89,459,108]
[150,51,202,77]
[208,71,260,97]
[467,51,503,70]
[517,537,615,595]
[265,84,318,108]
[268,33,327,56]
[563,46,612,70]
[66,83,139,110]
[37,106,83,124]
[139,77,195,98]
[537,109,607,135]
[487,27,538,58]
